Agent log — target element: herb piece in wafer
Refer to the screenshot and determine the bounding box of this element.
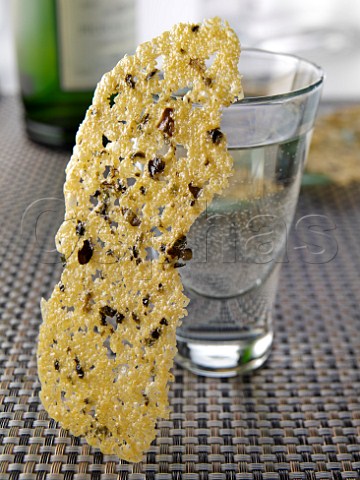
[38,17,242,463]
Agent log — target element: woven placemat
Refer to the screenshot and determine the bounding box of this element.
[0,97,359,480]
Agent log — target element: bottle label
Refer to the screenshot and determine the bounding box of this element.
[56,0,135,91]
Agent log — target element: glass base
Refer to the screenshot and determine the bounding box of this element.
[25,118,77,150]
[175,330,273,377]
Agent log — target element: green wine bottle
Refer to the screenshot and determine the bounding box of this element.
[13,0,135,149]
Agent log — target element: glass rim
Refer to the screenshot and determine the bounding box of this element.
[234,47,325,105]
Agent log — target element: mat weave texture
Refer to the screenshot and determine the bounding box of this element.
[0,97,360,480]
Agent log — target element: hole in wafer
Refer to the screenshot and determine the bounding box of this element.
[97,237,105,248]
[103,166,111,178]
[145,247,159,261]
[151,226,163,237]
[122,339,133,348]
[205,53,217,68]
[103,337,116,359]
[127,178,137,187]
[91,270,103,282]
[90,195,99,207]
[108,92,119,108]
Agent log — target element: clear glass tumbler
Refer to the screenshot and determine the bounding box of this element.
[176,49,324,377]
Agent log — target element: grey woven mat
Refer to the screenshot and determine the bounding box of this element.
[0,97,360,480]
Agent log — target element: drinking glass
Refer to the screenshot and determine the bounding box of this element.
[176,49,324,377]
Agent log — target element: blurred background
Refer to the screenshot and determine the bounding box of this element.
[1,0,360,98]
[137,0,360,101]
[0,0,360,152]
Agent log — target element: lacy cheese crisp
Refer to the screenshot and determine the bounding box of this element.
[38,18,242,462]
